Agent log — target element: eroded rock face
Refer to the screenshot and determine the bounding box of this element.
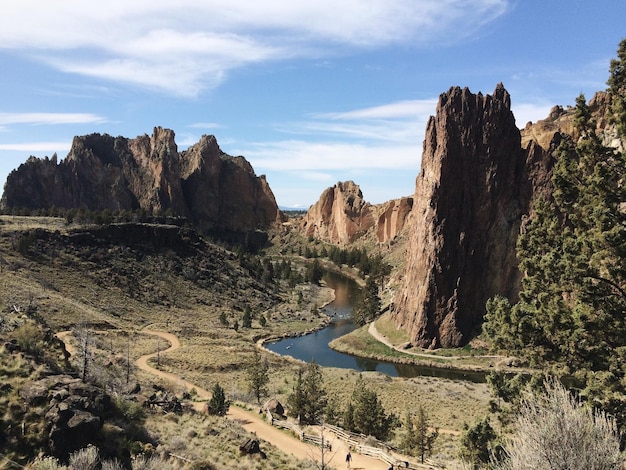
[376,197,413,244]
[301,181,376,245]
[0,128,284,235]
[391,84,553,348]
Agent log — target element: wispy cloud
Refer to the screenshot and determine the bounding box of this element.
[0,142,72,152]
[231,98,435,173]
[0,112,106,126]
[0,1,510,96]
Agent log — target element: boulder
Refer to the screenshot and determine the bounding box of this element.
[240,438,267,459]
[264,398,284,417]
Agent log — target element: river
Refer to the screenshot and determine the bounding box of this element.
[265,270,486,382]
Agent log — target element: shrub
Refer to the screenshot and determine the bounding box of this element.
[495,379,621,470]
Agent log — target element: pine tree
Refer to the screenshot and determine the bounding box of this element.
[287,361,327,424]
[352,276,381,326]
[348,376,396,440]
[246,350,269,405]
[414,405,438,464]
[287,368,306,423]
[484,41,626,431]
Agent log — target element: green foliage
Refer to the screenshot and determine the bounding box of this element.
[483,51,626,430]
[305,258,323,285]
[351,276,381,326]
[459,418,498,468]
[345,376,397,440]
[402,407,438,463]
[242,308,252,328]
[246,350,269,405]
[259,313,267,327]
[207,383,230,416]
[286,361,327,425]
[608,38,626,136]
[218,312,228,327]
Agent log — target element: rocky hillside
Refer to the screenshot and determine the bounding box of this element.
[301,180,413,245]
[0,128,285,236]
[391,84,554,348]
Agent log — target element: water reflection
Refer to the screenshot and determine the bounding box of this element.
[265,270,486,383]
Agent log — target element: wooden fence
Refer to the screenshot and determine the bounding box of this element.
[264,411,442,469]
[265,409,332,449]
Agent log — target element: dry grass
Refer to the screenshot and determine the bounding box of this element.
[0,217,494,468]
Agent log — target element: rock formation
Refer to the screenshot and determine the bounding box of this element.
[301,181,413,245]
[391,84,553,348]
[376,196,413,244]
[301,181,376,245]
[19,374,113,459]
[0,128,284,235]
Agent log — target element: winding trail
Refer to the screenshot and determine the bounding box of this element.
[368,321,503,362]
[58,329,389,469]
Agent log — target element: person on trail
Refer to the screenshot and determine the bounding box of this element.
[345,451,352,469]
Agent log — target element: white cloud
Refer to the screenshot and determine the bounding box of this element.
[0,142,72,152]
[0,1,510,96]
[0,113,106,126]
[240,140,420,172]
[511,103,554,128]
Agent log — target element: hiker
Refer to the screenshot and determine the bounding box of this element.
[345,451,352,469]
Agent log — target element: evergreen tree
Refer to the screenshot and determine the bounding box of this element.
[301,361,327,424]
[287,368,306,423]
[484,43,626,432]
[414,405,438,464]
[608,38,626,136]
[347,376,396,440]
[242,307,253,328]
[351,276,381,326]
[305,259,323,285]
[459,417,498,468]
[207,383,230,416]
[246,350,269,404]
[287,361,327,424]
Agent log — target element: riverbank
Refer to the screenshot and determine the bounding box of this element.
[329,313,528,376]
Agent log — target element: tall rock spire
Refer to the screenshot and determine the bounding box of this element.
[391,84,549,348]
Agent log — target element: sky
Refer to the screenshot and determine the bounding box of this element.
[0,1,625,209]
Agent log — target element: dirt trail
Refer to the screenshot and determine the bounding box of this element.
[131,329,391,469]
[368,321,503,362]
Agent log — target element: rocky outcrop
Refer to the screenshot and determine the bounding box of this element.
[301,181,376,245]
[376,197,413,244]
[391,84,553,348]
[301,181,413,245]
[19,375,113,459]
[0,128,284,235]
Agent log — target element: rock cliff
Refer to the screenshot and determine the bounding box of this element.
[301,181,376,245]
[391,84,553,348]
[0,128,284,235]
[301,181,413,245]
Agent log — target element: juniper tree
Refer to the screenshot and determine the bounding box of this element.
[207,382,230,416]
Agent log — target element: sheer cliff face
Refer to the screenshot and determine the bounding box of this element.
[391,84,552,348]
[301,181,376,245]
[0,128,283,233]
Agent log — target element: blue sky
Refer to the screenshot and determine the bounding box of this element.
[0,1,624,208]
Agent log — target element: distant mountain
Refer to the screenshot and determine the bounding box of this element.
[0,128,285,238]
